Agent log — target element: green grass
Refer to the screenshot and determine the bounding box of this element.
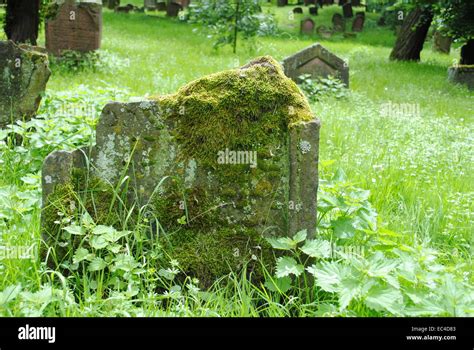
[0,4,472,316]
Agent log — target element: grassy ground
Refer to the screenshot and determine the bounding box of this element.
[0,4,472,316]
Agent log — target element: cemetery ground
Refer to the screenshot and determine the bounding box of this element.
[0,3,472,317]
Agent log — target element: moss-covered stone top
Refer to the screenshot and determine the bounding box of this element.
[154,56,314,167]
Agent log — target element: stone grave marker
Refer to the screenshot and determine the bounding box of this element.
[166,1,182,17]
[283,43,349,87]
[293,7,303,14]
[352,12,365,32]
[332,13,345,32]
[156,2,166,11]
[309,6,318,16]
[342,3,353,18]
[46,0,102,56]
[300,18,315,35]
[41,56,320,285]
[317,25,333,38]
[433,31,452,54]
[0,41,51,128]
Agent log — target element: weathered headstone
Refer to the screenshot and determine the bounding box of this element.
[448,66,474,90]
[433,31,452,54]
[144,0,157,10]
[332,13,345,32]
[342,3,353,18]
[166,1,182,17]
[156,2,166,11]
[0,41,51,128]
[41,56,320,285]
[293,7,303,14]
[46,0,102,56]
[300,18,315,35]
[352,12,365,32]
[317,25,333,38]
[283,43,349,87]
[309,6,318,16]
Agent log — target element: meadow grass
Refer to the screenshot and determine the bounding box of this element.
[0,4,472,316]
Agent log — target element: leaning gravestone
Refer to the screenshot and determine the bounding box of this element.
[0,41,51,128]
[41,56,320,285]
[433,31,452,54]
[332,13,345,32]
[300,18,315,35]
[352,12,365,32]
[283,43,349,87]
[46,0,102,56]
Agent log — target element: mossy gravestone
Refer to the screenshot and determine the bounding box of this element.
[45,0,102,56]
[0,41,51,128]
[41,57,320,286]
[283,43,349,87]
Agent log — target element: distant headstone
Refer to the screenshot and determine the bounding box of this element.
[293,7,303,14]
[41,56,320,284]
[283,43,349,87]
[342,3,353,18]
[46,0,102,56]
[309,6,318,16]
[300,18,315,35]
[277,0,288,6]
[0,41,51,128]
[317,25,333,38]
[104,0,119,9]
[351,12,365,32]
[448,66,474,90]
[156,2,166,11]
[144,0,157,10]
[166,1,182,17]
[433,31,452,54]
[332,13,345,32]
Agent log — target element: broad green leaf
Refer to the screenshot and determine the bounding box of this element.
[264,276,292,293]
[265,237,295,250]
[365,285,403,315]
[92,225,115,235]
[103,230,131,243]
[300,239,332,258]
[0,284,22,305]
[88,257,107,272]
[275,257,304,278]
[309,261,346,293]
[72,247,94,264]
[367,252,399,277]
[63,225,85,235]
[90,235,108,249]
[338,277,361,310]
[292,229,307,244]
[331,217,356,239]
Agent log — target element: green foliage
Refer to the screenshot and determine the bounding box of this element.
[436,1,474,41]
[188,0,277,52]
[298,74,349,102]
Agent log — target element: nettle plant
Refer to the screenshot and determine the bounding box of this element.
[187,0,277,53]
[298,74,349,102]
[264,169,473,316]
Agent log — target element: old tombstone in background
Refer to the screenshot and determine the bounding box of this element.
[166,1,182,17]
[433,31,452,54]
[448,66,474,90]
[144,0,157,10]
[300,18,315,35]
[41,56,320,285]
[283,43,349,87]
[156,2,166,11]
[277,0,288,6]
[352,12,365,32]
[317,25,333,38]
[293,7,303,14]
[332,13,345,32]
[342,3,353,18]
[46,0,102,56]
[0,41,51,128]
[309,6,318,16]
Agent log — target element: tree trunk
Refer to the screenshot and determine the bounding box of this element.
[460,39,474,65]
[4,0,40,45]
[389,6,433,61]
